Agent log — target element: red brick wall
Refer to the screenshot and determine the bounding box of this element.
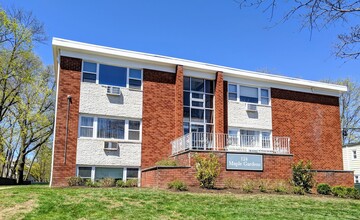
[141,69,177,168]
[271,88,343,170]
[142,151,294,188]
[51,56,82,187]
[313,171,354,187]
[223,81,228,134]
[174,65,184,138]
[215,72,224,134]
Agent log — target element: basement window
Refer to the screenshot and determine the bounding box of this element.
[78,167,92,179]
[126,168,139,179]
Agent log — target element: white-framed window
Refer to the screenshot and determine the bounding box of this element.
[126,168,139,179]
[78,167,92,179]
[79,117,94,137]
[81,61,143,90]
[355,175,359,183]
[79,115,141,141]
[228,128,272,148]
[82,61,97,83]
[228,84,270,105]
[353,150,357,159]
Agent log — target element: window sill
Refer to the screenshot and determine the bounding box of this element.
[228,100,271,107]
[78,137,141,144]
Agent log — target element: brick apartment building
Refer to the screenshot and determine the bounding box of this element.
[50,38,354,187]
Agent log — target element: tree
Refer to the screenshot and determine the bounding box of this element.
[236,0,360,59]
[323,78,360,144]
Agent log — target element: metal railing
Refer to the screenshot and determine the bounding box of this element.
[171,132,290,155]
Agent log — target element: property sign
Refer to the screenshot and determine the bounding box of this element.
[226,153,263,171]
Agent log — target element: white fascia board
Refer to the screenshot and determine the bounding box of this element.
[52,38,347,94]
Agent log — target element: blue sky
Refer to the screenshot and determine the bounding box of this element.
[1,0,359,82]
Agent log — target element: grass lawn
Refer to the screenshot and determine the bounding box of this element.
[1,185,360,220]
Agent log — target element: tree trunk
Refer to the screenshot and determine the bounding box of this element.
[25,147,40,181]
[17,151,25,184]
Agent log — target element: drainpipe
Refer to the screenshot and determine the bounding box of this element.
[64,95,72,164]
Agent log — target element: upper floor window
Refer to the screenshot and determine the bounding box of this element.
[355,175,359,183]
[353,150,357,159]
[228,84,270,105]
[82,62,97,83]
[79,116,141,141]
[82,61,142,90]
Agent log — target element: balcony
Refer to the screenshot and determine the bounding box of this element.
[171,132,290,155]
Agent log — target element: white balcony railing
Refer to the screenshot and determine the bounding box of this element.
[171,132,290,155]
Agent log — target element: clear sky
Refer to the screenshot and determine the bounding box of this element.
[1,0,359,82]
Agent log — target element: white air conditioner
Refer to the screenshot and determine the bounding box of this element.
[246,103,258,112]
[106,86,121,96]
[104,141,119,150]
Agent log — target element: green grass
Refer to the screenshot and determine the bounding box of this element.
[1,185,360,220]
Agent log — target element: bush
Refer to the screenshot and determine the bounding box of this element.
[331,186,347,198]
[168,180,188,191]
[291,160,314,193]
[85,179,100,187]
[259,179,271,193]
[346,187,360,199]
[293,186,306,195]
[116,180,126,187]
[67,176,84,186]
[242,180,255,193]
[125,179,138,187]
[317,183,331,195]
[274,181,289,193]
[193,153,221,189]
[100,178,116,187]
[155,158,178,166]
[224,178,237,189]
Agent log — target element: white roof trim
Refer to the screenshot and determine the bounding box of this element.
[52,37,347,94]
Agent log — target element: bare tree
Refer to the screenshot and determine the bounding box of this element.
[236,0,360,59]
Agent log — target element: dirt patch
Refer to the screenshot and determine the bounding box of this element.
[0,198,37,220]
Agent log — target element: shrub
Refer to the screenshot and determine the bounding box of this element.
[116,180,126,187]
[291,160,314,193]
[124,179,138,187]
[155,158,178,166]
[85,179,100,187]
[100,178,116,187]
[274,181,289,193]
[346,187,360,199]
[293,186,306,195]
[331,186,347,198]
[259,179,270,193]
[193,153,221,189]
[242,180,255,193]
[317,183,331,195]
[168,180,188,191]
[224,178,237,189]
[67,176,84,186]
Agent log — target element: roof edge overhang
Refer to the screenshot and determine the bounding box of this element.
[52,37,347,95]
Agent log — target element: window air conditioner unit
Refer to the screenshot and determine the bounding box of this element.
[106,86,121,96]
[246,103,258,112]
[104,141,119,150]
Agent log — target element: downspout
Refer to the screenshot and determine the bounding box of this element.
[64,95,72,164]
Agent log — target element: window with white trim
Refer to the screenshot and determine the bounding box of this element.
[78,167,92,179]
[228,84,270,105]
[79,117,94,137]
[353,150,357,159]
[79,116,141,141]
[81,61,143,89]
[82,62,97,83]
[126,168,139,179]
[228,128,272,148]
[95,167,123,180]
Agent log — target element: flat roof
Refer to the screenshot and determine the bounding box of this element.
[52,37,347,94]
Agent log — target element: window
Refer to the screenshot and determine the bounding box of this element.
[240,86,258,103]
[353,150,357,159]
[229,128,272,148]
[261,89,270,105]
[97,118,125,139]
[99,64,127,87]
[129,69,142,89]
[80,117,94,137]
[128,120,140,140]
[228,84,237,101]
[126,168,139,179]
[82,62,97,83]
[95,167,123,180]
[78,167,92,179]
[355,175,359,183]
